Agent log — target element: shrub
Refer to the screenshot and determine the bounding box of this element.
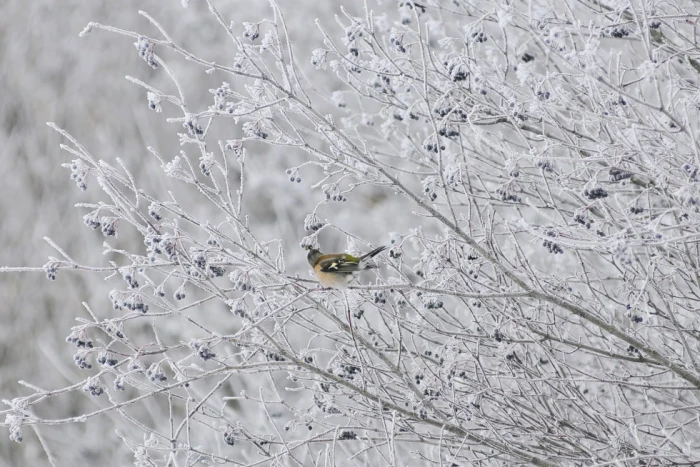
[3,1,700,465]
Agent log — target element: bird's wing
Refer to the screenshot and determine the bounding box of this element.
[317,255,361,273]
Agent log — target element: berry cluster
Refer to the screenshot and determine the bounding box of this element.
[114,377,126,391]
[584,187,608,200]
[146,364,167,383]
[66,331,93,349]
[147,91,162,112]
[191,251,207,271]
[144,233,175,262]
[303,214,324,232]
[97,352,118,367]
[223,426,236,446]
[208,265,225,278]
[285,169,301,183]
[189,263,208,279]
[191,341,216,361]
[199,157,214,177]
[128,358,142,372]
[265,351,286,362]
[100,217,119,237]
[536,160,554,173]
[83,378,104,397]
[433,104,453,118]
[184,118,204,136]
[423,350,443,365]
[228,299,247,319]
[104,322,125,339]
[609,168,632,182]
[398,1,425,13]
[110,290,149,313]
[573,214,592,229]
[629,206,644,214]
[683,163,698,181]
[493,329,504,342]
[433,101,468,121]
[497,186,521,203]
[423,186,438,201]
[438,126,460,137]
[339,430,357,440]
[389,30,406,53]
[67,159,89,191]
[372,75,393,95]
[372,291,386,304]
[322,184,347,202]
[469,31,487,43]
[148,202,162,221]
[243,22,260,41]
[83,211,101,230]
[44,261,58,281]
[610,96,627,106]
[121,269,139,289]
[543,231,564,254]
[134,36,158,69]
[211,82,233,111]
[446,59,469,82]
[229,270,253,292]
[609,27,630,38]
[8,416,23,443]
[174,283,186,301]
[73,352,92,370]
[423,138,446,154]
[344,21,364,42]
[339,363,360,380]
[612,241,633,266]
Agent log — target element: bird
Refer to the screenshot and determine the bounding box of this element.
[305,244,387,289]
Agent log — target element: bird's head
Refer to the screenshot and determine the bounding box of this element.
[305,245,323,267]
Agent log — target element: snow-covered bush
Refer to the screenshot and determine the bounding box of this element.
[3,0,700,465]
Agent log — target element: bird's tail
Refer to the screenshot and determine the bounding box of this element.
[359,245,387,269]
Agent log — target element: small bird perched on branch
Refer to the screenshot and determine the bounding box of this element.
[305,245,386,289]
